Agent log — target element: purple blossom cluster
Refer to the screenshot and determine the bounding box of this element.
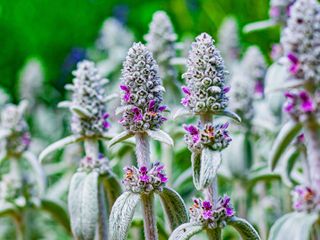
[284,90,318,120]
[189,195,235,229]
[78,154,109,174]
[183,122,231,153]
[119,43,168,133]
[69,60,111,137]
[281,0,320,83]
[0,104,31,157]
[122,162,168,193]
[292,185,319,212]
[181,33,229,114]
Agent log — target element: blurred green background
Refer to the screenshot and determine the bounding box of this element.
[0,0,279,101]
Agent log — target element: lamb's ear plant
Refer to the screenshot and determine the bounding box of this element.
[108,42,188,240]
[170,33,261,240]
[269,0,320,239]
[39,60,122,240]
[0,101,70,239]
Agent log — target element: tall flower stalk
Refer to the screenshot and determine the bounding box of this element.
[39,60,121,240]
[171,33,260,240]
[109,42,187,240]
[269,0,320,239]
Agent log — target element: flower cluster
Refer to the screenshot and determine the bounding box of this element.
[292,185,319,212]
[119,43,167,133]
[145,11,177,82]
[68,60,110,137]
[122,162,167,194]
[0,174,39,207]
[218,17,240,65]
[189,195,235,229]
[183,122,231,153]
[78,154,109,174]
[241,46,266,97]
[281,0,320,83]
[284,90,317,120]
[269,0,296,24]
[181,33,229,114]
[0,104,31,157]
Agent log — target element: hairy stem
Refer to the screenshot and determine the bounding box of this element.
[162,144,173,186]
[135,133,151,168]
[206,228,221,240]
[84,138,99,159]
[304,114,320,188]
[135,133,158,240]
[141,193,158,240]
[200,114,219,205]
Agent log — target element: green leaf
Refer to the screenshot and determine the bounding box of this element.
[269,212,319,240]
[39,135,83,162]
[212,109,241,123]
[248,166,281,187]
[168,222,203,240]
[80,172,99,240]
[0,203,16,217]
[243,19,277,33]
[109,191,140,240]
[70,105,92,118]
[158,187,188,231]
[68,171,99,240]
[269,121,302,170]
[108,131,134,148]
[173,108,192,120]
[40,199,71,234]
[227,216,261,240]
[146,129,174,146]
[199,148,221,190]
[191,152,201,190]
[100,171,122,214]
[281,146,300,187]
[68,172,86,239]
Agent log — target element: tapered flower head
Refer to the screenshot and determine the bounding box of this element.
[218,17,240,65]
[0,102,30,157]
[184,122,231,153]
[122,162,167,193]
[241,46,266,97]
[119,42,167,133]
[79,154,109,174]
[182,33,229,114]
[281,0,320,83]
[189,195,234,229]
[145,11,177,81]
[64,60,110,137]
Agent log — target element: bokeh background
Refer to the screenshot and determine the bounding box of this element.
[0,0,278,101]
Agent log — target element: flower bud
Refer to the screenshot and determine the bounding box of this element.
[68,60,110,137]
[120,42,167,133]
[182,33,229,114]
[281,0,320,83]
[292,185,319,212]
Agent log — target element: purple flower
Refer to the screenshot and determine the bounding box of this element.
[299,91,315,113]
[103,113,110,119]
[297,133,304,143]
[139,166,148,174]
[270,6,280,18]
[181,86,191,106]
[223,86,230,93]
[132,107,143,122]
[103,121,110,129]
[140,174,149,182]
[202,201,212,210]
[158,105,167,112]
[287,53,299,75]
[254,81,264,96]
[202,210,213,220]
[21,133,31,147]
[148,99,156,111]
[158,173,168,183]
[184,124,200,143]
[120,85,131,102]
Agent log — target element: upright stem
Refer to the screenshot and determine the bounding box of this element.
[162,144,173,186]
[304,114,320,188]
[206,228,221,240]
[135,133,158,240]
[84,138,99,159]
[200,114,219,206]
